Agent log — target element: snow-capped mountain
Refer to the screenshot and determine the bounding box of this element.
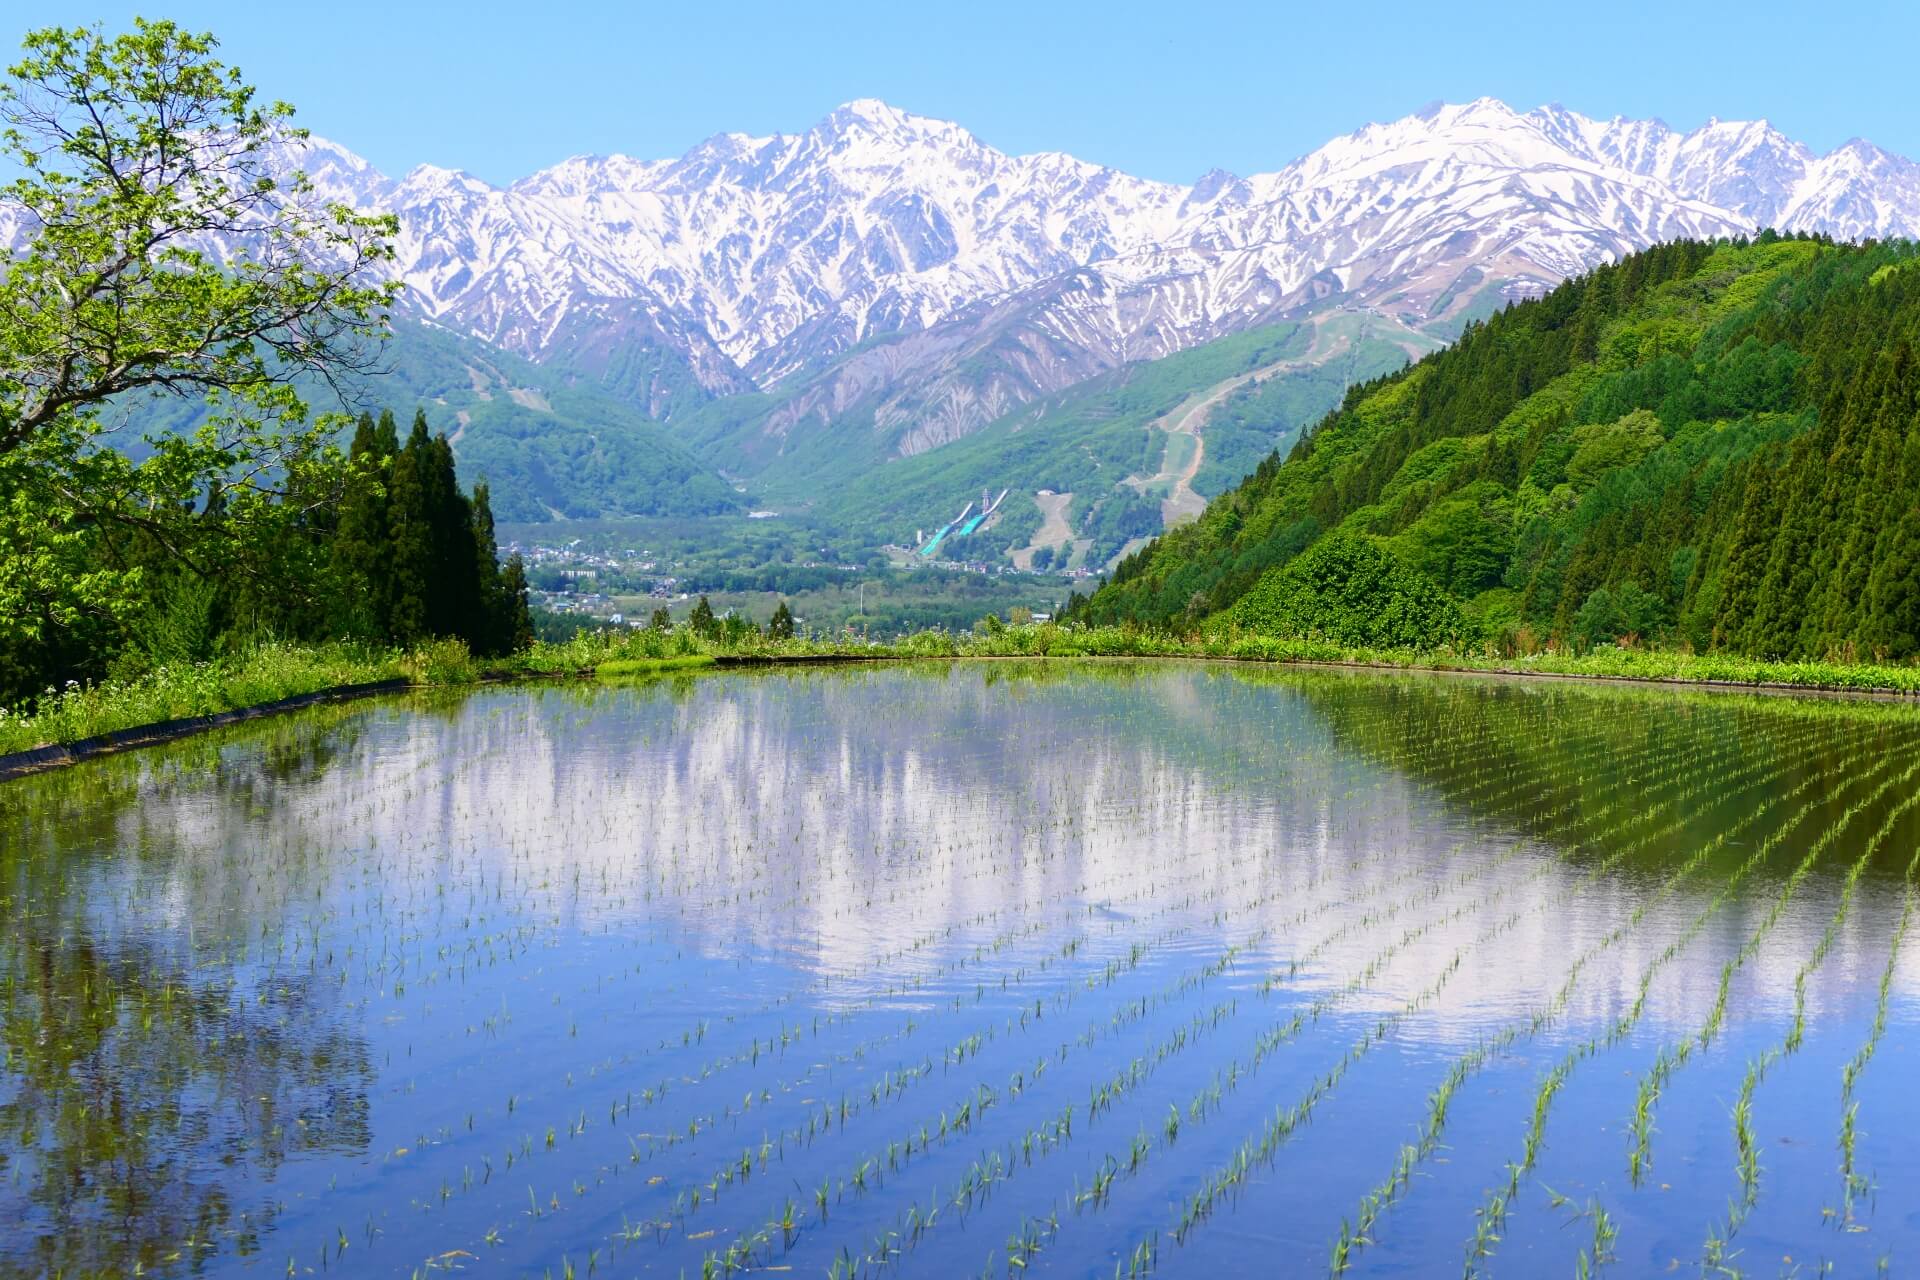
[266,96,1920,453]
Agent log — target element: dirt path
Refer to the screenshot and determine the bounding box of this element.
[1105,535,1154,572]
[1136,327,1356,529]
[1013,314,1407,567]
[1010,490,1077,571]
[1155,378,1238,526]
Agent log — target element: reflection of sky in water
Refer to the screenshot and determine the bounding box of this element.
[2,662,1917,1277]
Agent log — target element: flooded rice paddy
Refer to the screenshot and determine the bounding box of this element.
[4,661,1920,1278]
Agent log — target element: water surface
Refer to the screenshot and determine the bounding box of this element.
[3,662,1918,1277]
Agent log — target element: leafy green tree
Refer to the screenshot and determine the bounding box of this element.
[0,20,395,699]
[1612,581,1666,641]
[649,606,672,632]
[688,595,717,637]
[1227,535,1474,648]
[1572,586,1619,647]
[1564,410,1663,490]
[1390,485,1512,598]
[768,599,795,640]
[130,571,221,666]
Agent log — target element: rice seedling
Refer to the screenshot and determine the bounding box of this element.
[759,698,1771,1275]
[1626,755,1920,1188]
[1085,704,1869,1274]
[1452,719,1899,1274]
[1682,782,1920,1267]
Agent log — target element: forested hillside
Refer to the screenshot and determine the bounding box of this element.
[693,314,1414,569]
[128,319,742,523]
[1078,235,1920,661]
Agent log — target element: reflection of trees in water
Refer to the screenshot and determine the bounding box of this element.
[0,711,377,1279]
[1249,669,1920,878]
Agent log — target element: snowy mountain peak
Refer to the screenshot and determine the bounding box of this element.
[823,97,926,132]
[511,153,670,198]
[397,164,496,199]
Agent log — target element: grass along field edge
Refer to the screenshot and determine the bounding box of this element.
[594,655,718,677]
[7,624,1920,764]
[0,674,409,780]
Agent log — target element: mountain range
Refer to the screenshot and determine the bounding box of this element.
[292,96,1920,386]
[23,96,1920,548]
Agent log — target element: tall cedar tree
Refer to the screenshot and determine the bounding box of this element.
[499,555,536,653]
[375,412,530,655]
[424,431,478,640]
[470,483,506,655]
[332,411,396,638]
[386,414,436,645]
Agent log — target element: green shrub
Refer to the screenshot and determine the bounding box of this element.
[410,638,478,686]
[1574,581,1668,647]
[1224,536,1476,649]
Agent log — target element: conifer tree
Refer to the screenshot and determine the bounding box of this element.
[373,407,400,456]
[470,482,506,655]
[1741,464,1822,657]
[768,599,795,640]
[1862,427,1920,658]
[688,595,717,637]
[385,415,435,645]
[1711,459,1781,650]
[1810,358,1906,653]
[331,412,395,639]
[498,554,535,653]
[422,428,477,641]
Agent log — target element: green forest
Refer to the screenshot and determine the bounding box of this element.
[4,402,534,705]
[694,316,1411,569]
[743,320,1324,564]
[1077,235,1920,661]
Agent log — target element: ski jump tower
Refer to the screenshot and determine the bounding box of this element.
[916,488,1010,558]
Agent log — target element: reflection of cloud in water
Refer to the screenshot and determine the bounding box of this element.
[261,665,1920,1037]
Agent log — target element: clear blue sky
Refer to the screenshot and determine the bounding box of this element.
[15,1,1920,184]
